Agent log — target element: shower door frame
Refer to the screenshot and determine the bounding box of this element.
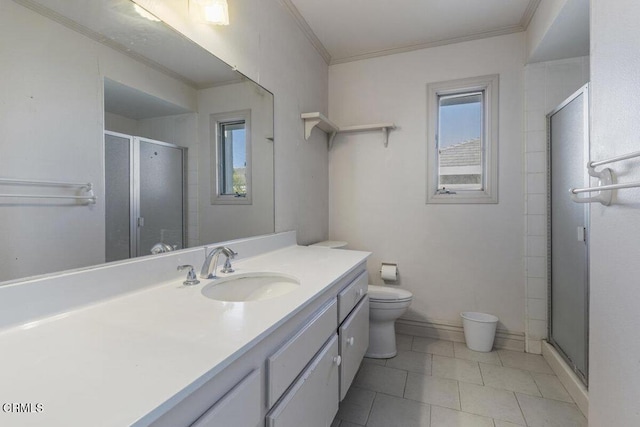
[546,84,590,386]
[104,131,187,258]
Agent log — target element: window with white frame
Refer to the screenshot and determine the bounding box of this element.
[211,110,252,204]
[426,75,499,204]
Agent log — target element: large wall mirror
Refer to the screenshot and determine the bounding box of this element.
[0,0,275,284]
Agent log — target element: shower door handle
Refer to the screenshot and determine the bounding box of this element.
[577,226,586,242]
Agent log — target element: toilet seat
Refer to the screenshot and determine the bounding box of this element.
[368,285,413,303]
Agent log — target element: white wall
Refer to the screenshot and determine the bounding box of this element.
[589,0,640,424]
[0,1,196,282]
[328,33,526,338]
[134,0,330,244]
[523,56,589,353]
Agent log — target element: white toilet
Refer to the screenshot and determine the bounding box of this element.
[310,240,414,359]
[366,285,413,358]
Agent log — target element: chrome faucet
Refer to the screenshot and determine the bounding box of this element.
[200,246,238,279]
[150,242,177,254]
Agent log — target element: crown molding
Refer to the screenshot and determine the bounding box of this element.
[520,0,543,29]
[280,0,332,65]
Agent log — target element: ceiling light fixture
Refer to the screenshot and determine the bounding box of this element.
[193,0,229,26]
[133,4,161,22]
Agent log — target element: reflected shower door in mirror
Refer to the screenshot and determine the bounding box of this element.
[0,0,274,284]
[105,133,186,262]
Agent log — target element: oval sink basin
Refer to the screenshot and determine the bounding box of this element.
[201,272,300,302]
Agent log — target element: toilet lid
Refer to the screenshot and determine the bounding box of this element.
[310,240,348,249]
[368,285,413,301]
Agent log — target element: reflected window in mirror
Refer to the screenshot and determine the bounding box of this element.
[220,120,247,196]
[212,110,252,204]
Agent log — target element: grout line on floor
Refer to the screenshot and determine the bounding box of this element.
[531,372,543,398]
[365,392,378,426]
[514,391,530,427]
[401,366,409,398]
[456,377,463,413]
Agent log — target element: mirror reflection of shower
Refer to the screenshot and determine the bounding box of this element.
[103,79,191,261]
[105,132,186,261]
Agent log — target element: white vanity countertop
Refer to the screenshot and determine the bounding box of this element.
[0,244,369,427]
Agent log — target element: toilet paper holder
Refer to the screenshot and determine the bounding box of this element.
[380,263,398,282]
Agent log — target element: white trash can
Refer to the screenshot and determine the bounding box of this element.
[460,312,499,352]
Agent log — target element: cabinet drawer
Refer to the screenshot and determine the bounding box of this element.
[266,334,340,427]
[190,369,261,427]
[339,295,369,401]
[338,271,368,324]
[267,299,337,407]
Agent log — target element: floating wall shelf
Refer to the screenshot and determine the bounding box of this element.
[301,112,396,150]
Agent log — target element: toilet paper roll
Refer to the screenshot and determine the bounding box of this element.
[380,263,398,282]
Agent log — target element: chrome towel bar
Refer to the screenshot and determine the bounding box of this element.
[570,150,640,205]
[0,178,96,204]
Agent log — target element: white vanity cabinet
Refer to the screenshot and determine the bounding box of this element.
[264,269,369,426]
[337,272,369,400]
[266,334,340,427]
[339,295,369,400]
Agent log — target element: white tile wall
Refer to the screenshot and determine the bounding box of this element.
[527,278,547,300]
[527,215,546,236]
[526,257,546,278]
[527,236,546,257]
[523,57,589,353]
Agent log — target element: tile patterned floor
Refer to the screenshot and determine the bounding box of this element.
[332,335,587,427]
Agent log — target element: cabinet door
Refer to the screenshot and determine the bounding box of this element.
[266,334,340,427]
[339,295,369,401]
[190,369,261,427]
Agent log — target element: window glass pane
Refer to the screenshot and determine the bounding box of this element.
[437,92,483,191]
[219,121,247,196]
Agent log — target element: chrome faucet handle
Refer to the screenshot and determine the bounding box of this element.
[223,247,237,258]
[221,257,234,274]
[177,264,200,286]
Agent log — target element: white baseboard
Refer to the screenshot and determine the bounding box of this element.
[542,340,588,418]
[527,339,543,354]
[395,318,525,352]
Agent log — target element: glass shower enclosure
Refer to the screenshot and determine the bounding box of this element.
[547,84,590,385]
[105,132,186,262]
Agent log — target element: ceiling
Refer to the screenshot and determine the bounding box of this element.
[284,0,541,64]
[104,79,192,119]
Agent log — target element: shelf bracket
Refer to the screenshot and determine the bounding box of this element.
[328,131,338,150]
[381,127,390,148]
[303,118,321,140]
